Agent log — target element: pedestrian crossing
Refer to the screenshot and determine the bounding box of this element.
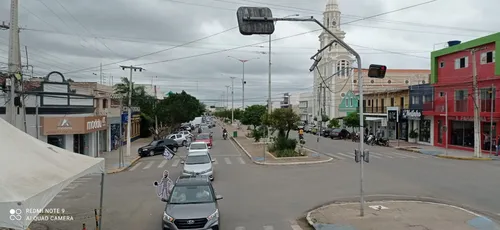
[55,175,98,198]
[128,156,247,171]
[327,151,428,161]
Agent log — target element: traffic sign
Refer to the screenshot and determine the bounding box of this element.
[236,7,275,35]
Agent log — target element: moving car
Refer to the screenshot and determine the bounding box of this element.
[176,131,193,139]
[162,175,222,230]
[187,141,209,154]
[329,128,351,139]
[138,139,179,157]
[195,133,213,149]
[167,133,189,146]
[181,151,215,180]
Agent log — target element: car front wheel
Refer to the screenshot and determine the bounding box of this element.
[182,140,187,146]
[149,150,155,156]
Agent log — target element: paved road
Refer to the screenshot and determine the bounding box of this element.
[32,128,500,230]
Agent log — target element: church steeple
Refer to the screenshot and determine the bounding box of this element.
[324,0,341,31]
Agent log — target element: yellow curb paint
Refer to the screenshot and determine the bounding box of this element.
[437,155,492,161]
[106,156,142,174]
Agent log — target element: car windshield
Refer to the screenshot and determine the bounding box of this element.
[197,134,210,139]
[185,155,211,164]
[190,143,207,150]
[332,129,341,132]
[168,185,214,204]
[201,126,209,130]
[149,140,160,146]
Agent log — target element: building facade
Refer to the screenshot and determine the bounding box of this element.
[406,84,434,145]
[423,33,500,152]
[338,90,359,117]
[298,92,314,124]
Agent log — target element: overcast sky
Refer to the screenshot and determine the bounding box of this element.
[0,0,498,108]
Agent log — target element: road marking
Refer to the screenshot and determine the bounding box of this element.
[390,151,417,158]
[372,152,393,158]
[263,226,274,230]
[172,159,180,167]
[335,152,350,158]
[212,158,218,165]
[59,190,69,193]
[291,225,303,230]
[224,157,232,164]
[235,227,245,230]
[366,152,381,159]
[143,161,154,169]
[129,162,142,171]
[158,160,168,168]
[55,194,63,198]
[237,157,245,164]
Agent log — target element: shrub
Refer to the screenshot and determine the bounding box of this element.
[252,129,262,142]
[275,149,298,157]
[272,136,297,151]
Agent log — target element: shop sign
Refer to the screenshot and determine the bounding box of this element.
[85,116,107,132]
[41,116,108,135]
[401,109,422,120]
[387,110,398,122]
[451,116,488,122]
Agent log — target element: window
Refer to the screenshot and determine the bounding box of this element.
[412,95,420,105]
[480,51,495,64]
[454,89,468,112]
[349,98,353,107]
[102,99,108,108]
[367,100,371,106]
[439,92,445,97]
[423,94,432,103]
[480,87,495,112]
[336,60,350,78]
[439,62,445,68]
[454,56,468,69]
[189,143,207,150]
[390,98,394,106]
[169,185,214,204]
[451,121,474,147]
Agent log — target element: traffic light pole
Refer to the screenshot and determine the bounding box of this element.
[243,16,366,216]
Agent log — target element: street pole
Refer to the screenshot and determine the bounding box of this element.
[35,95,39,139]
[265,34,272,162]
[242,62,245,109]
[6,0,21,127]
[317,83,322,144]
[230,77,235,124]
[225,85,230,109]
[120,65,144,157]
[490,84,494,156]
[471,48,484,158]
[99,62,103,84]
[119,96,124,167]
[445,93,448,155]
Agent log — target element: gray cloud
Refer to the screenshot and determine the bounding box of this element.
[1,0,499,108]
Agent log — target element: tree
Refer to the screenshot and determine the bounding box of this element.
[328,118,340,128]
[321,114,330,122]
[241,105,267,128]
[268,108,300,139]
[114,77,149,107]
[156,91,205,128]
[343,112,366,129]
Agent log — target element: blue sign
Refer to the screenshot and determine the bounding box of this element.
[121,113,128,123]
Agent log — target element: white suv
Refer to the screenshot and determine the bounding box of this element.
[181,151,215,181]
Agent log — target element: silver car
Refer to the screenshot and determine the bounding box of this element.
[162,176,222,230]
[181,151,215,181]
[167,134,189,146]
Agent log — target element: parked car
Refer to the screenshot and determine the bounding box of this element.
[167,133,189,146]
[181,151,215,180]
[138,139,179,157]
[176,130,194,139]
[321,128,332,137]
[195,133,213,148]
[161,175,222,229]
[329,128,350,139]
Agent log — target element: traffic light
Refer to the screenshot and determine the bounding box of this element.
[368,64,387,78]
[355,149,360,163]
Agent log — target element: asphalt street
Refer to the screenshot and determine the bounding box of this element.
[31,128,500,230]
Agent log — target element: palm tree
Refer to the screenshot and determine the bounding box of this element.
[114,77,147,107]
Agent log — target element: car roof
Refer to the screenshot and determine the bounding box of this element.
[197,133,210,136]
[188,151,209,156]
[175,175,211,186]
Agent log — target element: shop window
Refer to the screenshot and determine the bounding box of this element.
[437,120,442,144]
[480,88,495,112]
[454,90,468,112]
[419,120,431,143]
[48,135,65,148]
[482,122,496,150]
[451,121,474,147]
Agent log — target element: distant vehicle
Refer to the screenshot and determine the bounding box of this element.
[188,141,209,154]
[196,133,213,149]
[138,139,179,157]
[162,175,222,229]
[329,128,350,139]
[167,133,189,146]
[191,117,203,126]
[176,131,193,139]
[181,151,215,180]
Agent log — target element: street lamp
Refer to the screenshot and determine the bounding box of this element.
[227,56,260,109]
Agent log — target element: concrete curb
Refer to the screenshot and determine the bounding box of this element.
[436,154,493,161]
[305,197,500,229]
[230,137,333,165]
[106,156,141,174]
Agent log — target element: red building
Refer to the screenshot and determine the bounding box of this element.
[423,33,500,153]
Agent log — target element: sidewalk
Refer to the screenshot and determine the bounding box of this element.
[307,201,500,230]
[390,140,499,161]
[101,137,153,174]
[219,120,333,165]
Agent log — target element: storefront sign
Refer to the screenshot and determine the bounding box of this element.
[401,109,422,120]
[41,116,108,135]
[387,110,398,122]
[451,116,488,122]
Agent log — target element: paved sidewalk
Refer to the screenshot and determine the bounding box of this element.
[101,137,153,173]
[390,140,499,161]
[307,201,500,230]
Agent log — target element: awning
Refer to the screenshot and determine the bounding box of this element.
[366,117,384,121]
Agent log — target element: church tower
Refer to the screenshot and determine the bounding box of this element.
[313,0,354,122]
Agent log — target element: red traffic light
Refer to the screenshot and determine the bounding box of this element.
[368,64,387,78]
[380,66,386,70]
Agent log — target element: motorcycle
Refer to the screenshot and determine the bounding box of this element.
[223,132,228,140]
[375,137,389,146]
[365,134,375,145]
[351,132,359,142]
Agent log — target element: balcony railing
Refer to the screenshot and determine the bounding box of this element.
[363,107,387,113]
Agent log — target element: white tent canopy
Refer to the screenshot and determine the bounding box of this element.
[0,118,105,229]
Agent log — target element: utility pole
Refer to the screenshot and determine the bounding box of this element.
[225,85,230,109]
[120,65,144,157]
[490,84,494,156]
[445,92,448,155]
[227,56,259,110]
[317,82,322,144]
[230,77,235,124]
[99,63,103,84]
[470,48,485,158]
[322,85,326,118]
[6,0,22,127]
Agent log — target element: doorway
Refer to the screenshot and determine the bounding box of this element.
[48,135,65,148]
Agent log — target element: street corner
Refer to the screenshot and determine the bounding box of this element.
[106,156,142,174]
[306,200,500,230]
[436,154,494,161]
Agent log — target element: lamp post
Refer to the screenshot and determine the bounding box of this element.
[227,56,259,110]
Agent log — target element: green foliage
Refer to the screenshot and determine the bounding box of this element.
[213,109,243,121]
[327,119,340,128]
[241,105,267,128]
[321,114,330,122]
[343,112,366,128]
[156,91,205,126]
[268,108,300,139]
[268,135,300,157]
[252,129,263,142]
[409,129,419,138]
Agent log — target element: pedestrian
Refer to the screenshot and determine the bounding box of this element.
[154,170,174,202]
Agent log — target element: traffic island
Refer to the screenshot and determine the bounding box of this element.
[230,136,333,165]
[306,200,500,230]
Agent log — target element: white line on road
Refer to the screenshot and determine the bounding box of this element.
[224,157,232,164]
[129,162,142,171]
[335,152,351,158]
[143,161,154,169]
[372,152,393,158]
[237,157,245,164]
[390,151,417,158]
[172,159,180,167]
[235,227,245,230]
[263,225,274,230]
[158,160,168,168]
[366,152,381,159]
